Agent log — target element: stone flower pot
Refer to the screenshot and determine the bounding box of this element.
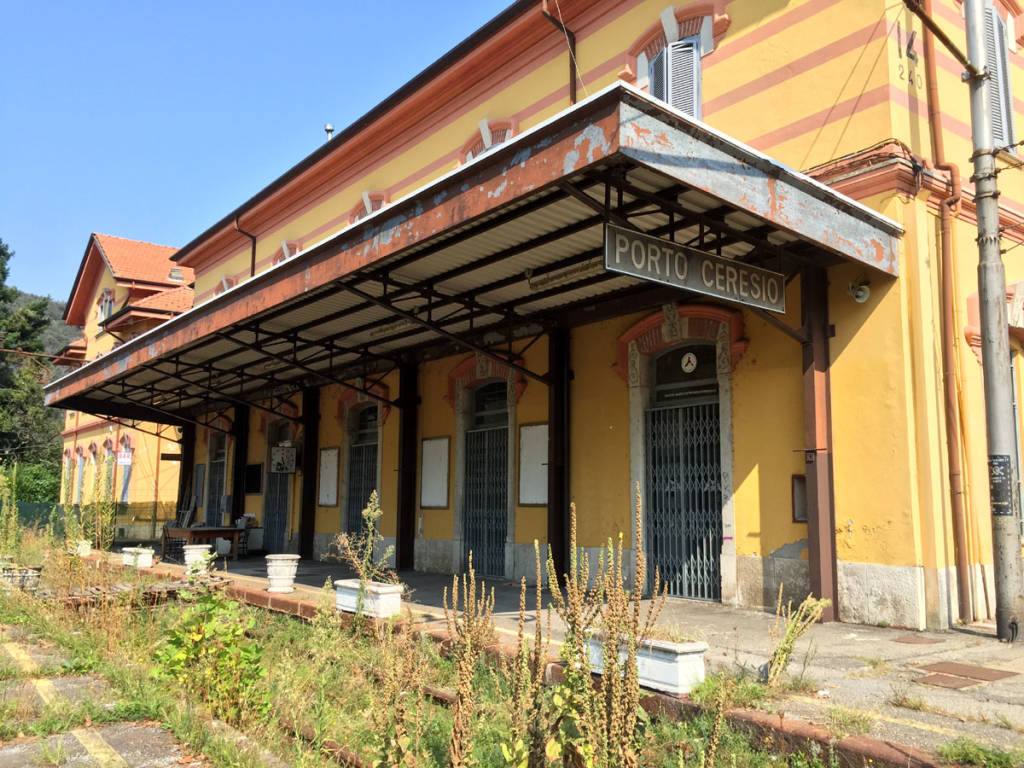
[266,554,301,593]
[121,548,139,567]
[587,632,708,696]
[17,566,42,592]
[73,540,91,557]
[134,547,154,568]
[334,578,403,618]
[183,544,212,576]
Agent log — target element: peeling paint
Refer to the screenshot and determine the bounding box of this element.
[771,538,808,560]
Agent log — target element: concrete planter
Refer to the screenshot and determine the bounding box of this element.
[73,540,91,557]
[266,554,301,593]
[0,565,42,592]
[122,547,154,568]
[587,633,708,696]
[183,544,212,577]
[334,578,403,618]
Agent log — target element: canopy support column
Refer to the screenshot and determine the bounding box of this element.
[299,387,319,559]
[397,362,419,571]
[231,406,249,523]
[801,266,839,621]
[547,327,570,577]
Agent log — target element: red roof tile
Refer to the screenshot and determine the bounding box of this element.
[92,233,193,285]
[131,286,195,314]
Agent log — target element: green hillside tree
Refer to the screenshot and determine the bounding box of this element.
[0,237,62,500]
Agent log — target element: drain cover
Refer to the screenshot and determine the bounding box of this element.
[917,673,978,689]
[919,662,1017,682]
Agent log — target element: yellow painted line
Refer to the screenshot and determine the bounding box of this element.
[2,642,39,673]
[791,696,961,737]
[32,678,58,706]
[71,728,129,767]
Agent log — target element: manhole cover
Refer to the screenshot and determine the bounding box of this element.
[919,662,1017,682]
[893,635,942,645]
[917,673,978,689]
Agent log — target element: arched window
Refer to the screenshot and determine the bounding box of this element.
[345,405,379,533]
[349,191,388,224]
[461,119,515,163]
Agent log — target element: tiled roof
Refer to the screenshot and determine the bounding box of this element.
[92,233,193,285]
[131,286,195,314]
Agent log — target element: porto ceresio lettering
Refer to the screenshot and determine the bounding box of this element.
[603,224,786,313]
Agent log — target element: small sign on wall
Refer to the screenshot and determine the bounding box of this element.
[420,437,450,508]
[116,451,132,466]
[319,447,339,507]
[518,423,548,505]
[271,445,297,474]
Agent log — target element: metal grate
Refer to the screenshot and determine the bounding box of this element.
[346,442,378,533]
[463,426,507,577]
[644,402,722,600]
[264,424,291,554]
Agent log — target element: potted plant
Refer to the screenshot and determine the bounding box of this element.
[183,544,212,577]
[331,491,403,618]
[266,553,301,593]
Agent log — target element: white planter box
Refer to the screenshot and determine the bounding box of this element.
[73,541,91,557]
[334,578,403,618]
[121,548,138,567]
[587,633,708,696]
[134,548,154,568]
[183,544,212,576]
[266,554,301,593]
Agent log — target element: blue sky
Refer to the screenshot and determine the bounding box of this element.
[0,1,512,302]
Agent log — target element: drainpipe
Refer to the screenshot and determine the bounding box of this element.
[541,0,577,105]
[234,217,257,278]
[921,0,973,622]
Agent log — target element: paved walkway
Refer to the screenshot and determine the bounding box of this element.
[0,625,203,767]
[216,555,1024,756]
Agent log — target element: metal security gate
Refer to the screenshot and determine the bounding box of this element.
[463,381,509,577]
[264,423,290,554]
[206,435,227,525]
[464,427,507,576]
[645,401,722,600]
[346,407,379,533]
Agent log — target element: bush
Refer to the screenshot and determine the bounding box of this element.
[15,462,60,503]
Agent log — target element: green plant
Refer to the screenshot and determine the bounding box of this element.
[887,681,927,711]
[0,462,23,558]
[763,585,830,687]
[36,735,69,765]
[153,586,269,725]
[443,554,495,768]
[937,738,1024,768]
[330,490,398,616]
[825,706,872,739]
[692,670,767,711]
[83,456,116,551]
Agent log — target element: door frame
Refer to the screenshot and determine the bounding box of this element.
[263,420,293,554]
[622,304,746,605]
[452,361,517,580]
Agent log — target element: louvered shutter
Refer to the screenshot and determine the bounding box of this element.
[650,48,666,102]
[985,5,1016,149]
[667,38,701,118]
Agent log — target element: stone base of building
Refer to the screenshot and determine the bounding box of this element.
[735,553,810,612]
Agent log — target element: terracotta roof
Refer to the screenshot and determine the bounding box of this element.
[92,233,193,285]
[131,286,195,313]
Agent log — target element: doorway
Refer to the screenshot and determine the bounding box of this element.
[345,406,379,533]
[264,421,291,554]
[462,381,508,577]
[644,344,722,601]
[206,434,227,525]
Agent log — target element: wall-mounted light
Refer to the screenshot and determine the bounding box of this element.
[848,280,871,304]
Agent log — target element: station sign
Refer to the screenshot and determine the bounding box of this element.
[603,224,786,314]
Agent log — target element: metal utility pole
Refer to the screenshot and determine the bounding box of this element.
[965,0,1024,642]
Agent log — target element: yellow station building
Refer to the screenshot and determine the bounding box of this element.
[47,0,1024,629]
[58,233,193,537]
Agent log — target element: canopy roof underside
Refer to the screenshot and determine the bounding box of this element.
[45,84,901,430]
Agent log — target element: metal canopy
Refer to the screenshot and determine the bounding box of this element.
[45,83,901,425]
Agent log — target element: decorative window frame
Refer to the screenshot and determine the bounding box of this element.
[460,118,517,164]
[617,4,731,90]
[615,303,746,606]
[271,239,302,266]
[349,191,389,224]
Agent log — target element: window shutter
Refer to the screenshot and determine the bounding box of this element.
[667,38,701,118]
[649,48,666,102]
[985,5,1015,149]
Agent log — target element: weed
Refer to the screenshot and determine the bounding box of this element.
[152,585,269,725]
[764,586,830,687]
[826,706,872,739]
[35,736,68,766]
[693,670,767,711]
[938,738,1024,768]
[887,681,927,711]
[329,490,398,617]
